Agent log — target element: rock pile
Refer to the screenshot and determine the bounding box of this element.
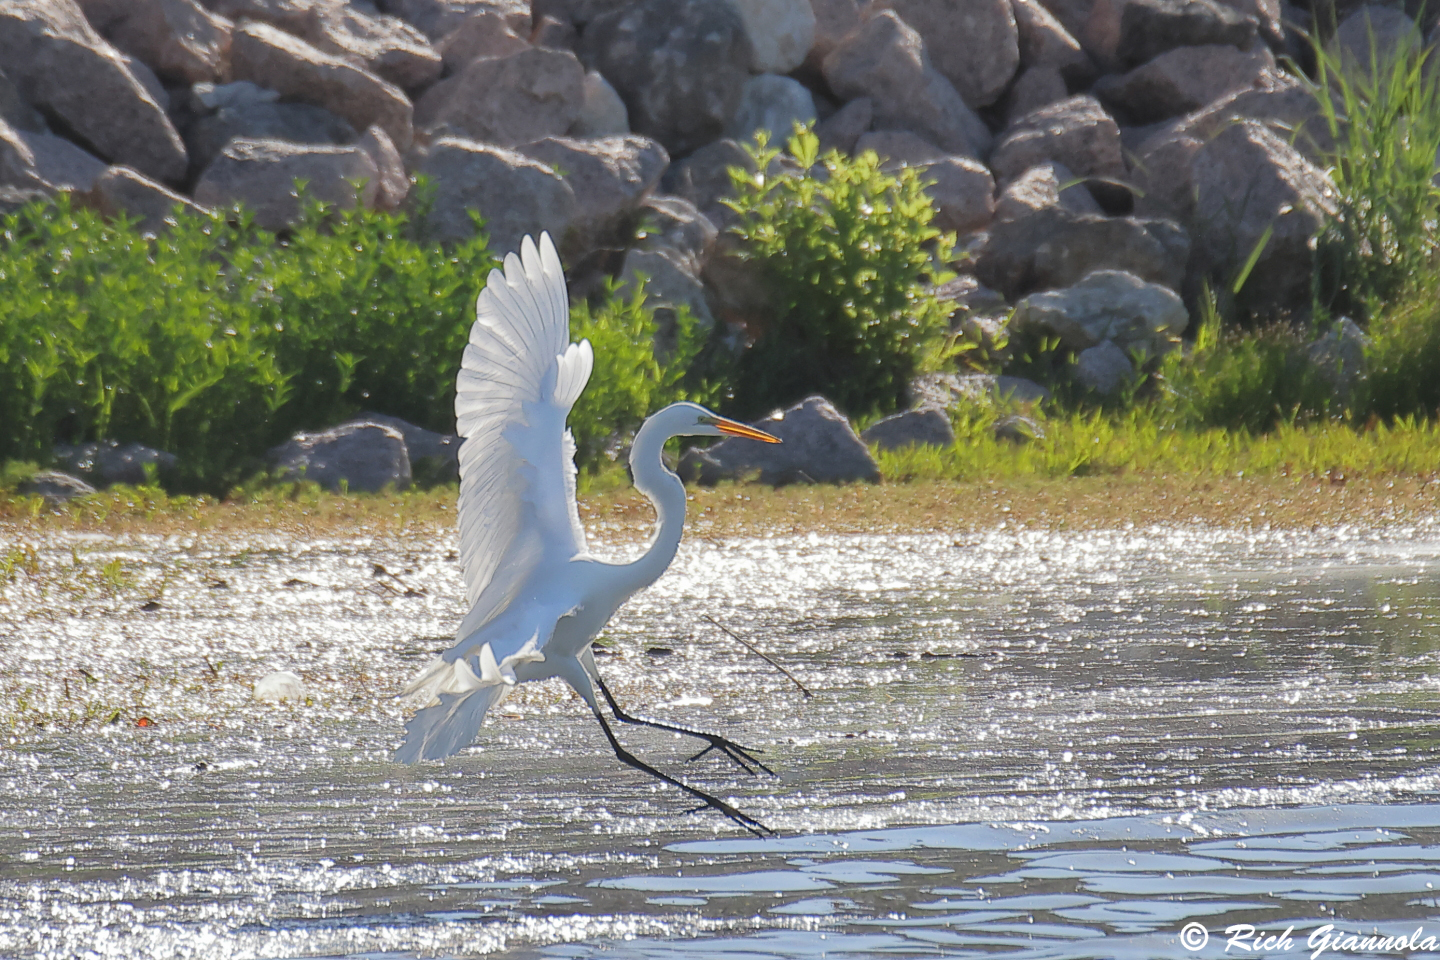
[1,0,1372,462]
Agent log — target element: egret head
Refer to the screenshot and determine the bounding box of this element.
[662,402,781,443]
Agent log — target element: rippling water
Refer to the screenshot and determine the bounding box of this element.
[5,520,1440,958]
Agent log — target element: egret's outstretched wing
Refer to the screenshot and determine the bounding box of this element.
[452,233,593,641]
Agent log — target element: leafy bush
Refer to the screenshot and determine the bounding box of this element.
[1311,21,1440,322]
[0,193,493,489]
[721,127,970,421]
[567,284,716,465]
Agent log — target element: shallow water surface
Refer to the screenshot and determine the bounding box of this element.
[5,522,1440,958]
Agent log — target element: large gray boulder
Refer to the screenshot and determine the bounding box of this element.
[229,21,414,150]
[184,89,358,173]
[975,205,1190,298]
[415,45,584,146]
[518,134,668,254]
[433,11,529,72]
[725,74,817,145]
[1093,42,1275,124]
[860,406,955,450]
[990,95,1124,185]
[1,122,108,193]
[267,421,412,492]
[660,137,753,224]
[204,0,442,91]
[1330,5,1418,79]
[1081,0,1256,72]
[53,440,177,486]
[411,137,576,251]
[1012,0,1095,85]
[815,96,873,154]
[580,0,753,156]
[379,0,530,39]
[1004,65,1070,122]
[76,0,232,85]
[81,165,209,234]
[822,10,993,159]
[570,70,629,136]
[679,396,881,485]
[807,0,861,65]
[1134,119,1337,311]
[872,0,1020,107]
[193,138,380,231]
[1072,339,1134,395]
[19,470,96,503]
[0,0,188,183]
[993,159,1102,222]
[634,195,718,269]
[353,412,460,481]
[728,0,815,73]
[1010,268,1188,359]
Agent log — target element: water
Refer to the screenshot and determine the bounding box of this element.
[5,521,1440,958]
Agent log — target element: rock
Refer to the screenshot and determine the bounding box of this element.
[267,421,412,491]
[990,95,1124,184]
[0,0,188,183]
[531,14,577,50]
[1081,0,1256,72]
[352,412,460,480]
[1093,43,1275,124]
[661,137,753,223]
[994,159,1102,222]
[994,413,1045,441]
[411,137,575,251]
[229,21,414,150]
[1330,5,1418,78]
[1306,317,1369,401]
[357,125,407,210]
[873,0,1020,108]
[19,470,96,503]
[81,165,209,233]
[910,371,1051,408]
[823,11,990,159]
[821,10,993,158]
[1011,268,1187,359]
[206,0,443,91]
[189,79,275,111]
[618,246,716,344]
[1035,0,1092,40]
[725,74,817,145]
[634,195,718,269]
[854,129,944,166]
[2,124,108,192]
[53,439,178,486]
[185,97,358,174]
[679,396,880,485]
[1188,121,1337,311]
[700,232,783,332]
[1072,339,1134,394]
[924,157,996,234]
[807,0,861,65]
[815,96,872,154]
[379,0,530,39]
[120,54,171,112]
[0,67,46,133]
[415,45,583,146]
[194,138,380,230]
[975,206,1189,298]
[861,406,955,450]
[434,11,530,72]
[1013,0,1095,84]
[729,0,815,73]
[580,0,752,156]
[518,135,667,254]
[253,670,307,701]
[569,70,629,136]
[76,0,232,85]
[0,183,49,214]
[1005,65,1069,124]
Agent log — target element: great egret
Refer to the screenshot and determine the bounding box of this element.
[395,232,781,835]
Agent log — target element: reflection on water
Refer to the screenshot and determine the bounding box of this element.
[4,523,1440,958]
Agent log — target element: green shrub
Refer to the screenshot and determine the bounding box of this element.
[1311,20,1440,322]
[567,283,716,465]
[721,127,970,421]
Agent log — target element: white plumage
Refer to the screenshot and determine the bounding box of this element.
[393,233,781,834]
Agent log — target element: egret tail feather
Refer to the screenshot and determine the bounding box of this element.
[395,685,510,763]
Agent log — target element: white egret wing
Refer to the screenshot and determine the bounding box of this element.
[452,233,593,641]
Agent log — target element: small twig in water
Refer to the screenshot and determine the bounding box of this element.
[703,615,813,699]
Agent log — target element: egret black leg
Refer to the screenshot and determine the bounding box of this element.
[588,707,774,837]
[591,671,776,777]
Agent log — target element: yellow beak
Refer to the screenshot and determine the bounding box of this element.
[714,416,782,443]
